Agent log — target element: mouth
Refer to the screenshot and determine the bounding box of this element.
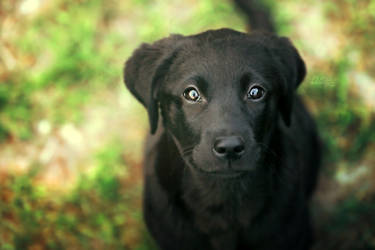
[189,161,248,179]
[204,169,247,178]
[183,152,249,179]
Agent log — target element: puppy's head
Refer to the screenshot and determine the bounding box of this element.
[124,29,305,178]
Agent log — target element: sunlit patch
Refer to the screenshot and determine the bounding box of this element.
[19,0,45,15]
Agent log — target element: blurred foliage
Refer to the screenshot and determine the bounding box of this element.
[0,0,122,140]
[0,0,374,249]
[0,141,155,249]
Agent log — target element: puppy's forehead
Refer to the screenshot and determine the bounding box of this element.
[171,37,278,86]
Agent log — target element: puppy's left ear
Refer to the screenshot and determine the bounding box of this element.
[124,35,184,134]
[269,36,306,126]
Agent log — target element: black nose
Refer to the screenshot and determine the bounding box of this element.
[213,136,245,160]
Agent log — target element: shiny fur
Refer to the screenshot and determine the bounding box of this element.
[124,29,321,250]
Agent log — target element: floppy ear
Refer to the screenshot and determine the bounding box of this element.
[124,35,184,134]
[268,36,306,126]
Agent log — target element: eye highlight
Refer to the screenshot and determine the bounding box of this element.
[247,85,265,101]
[183,86,201,102]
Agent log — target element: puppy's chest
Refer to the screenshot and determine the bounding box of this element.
[190,196,264,234]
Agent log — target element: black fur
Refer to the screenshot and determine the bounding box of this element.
[124,28,321,250]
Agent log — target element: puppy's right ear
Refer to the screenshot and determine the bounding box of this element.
[124,35,184,134]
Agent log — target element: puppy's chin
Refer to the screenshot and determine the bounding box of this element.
[182,154,256,180]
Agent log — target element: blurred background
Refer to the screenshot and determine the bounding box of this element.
[0,0,374,249]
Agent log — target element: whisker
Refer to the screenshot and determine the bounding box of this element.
[182,150,195,158]
[182,146,195,154]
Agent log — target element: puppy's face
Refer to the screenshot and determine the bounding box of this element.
[124,29,306,178]
[159,41,281,177]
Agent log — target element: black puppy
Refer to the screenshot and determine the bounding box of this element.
[124,29,321,250]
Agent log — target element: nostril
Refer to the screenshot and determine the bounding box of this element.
[216,147,226,154]
[213,139,227,156]
[234,145,245,154]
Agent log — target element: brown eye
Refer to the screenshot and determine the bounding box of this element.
[183,87,201,102]
[247,85,265,100]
